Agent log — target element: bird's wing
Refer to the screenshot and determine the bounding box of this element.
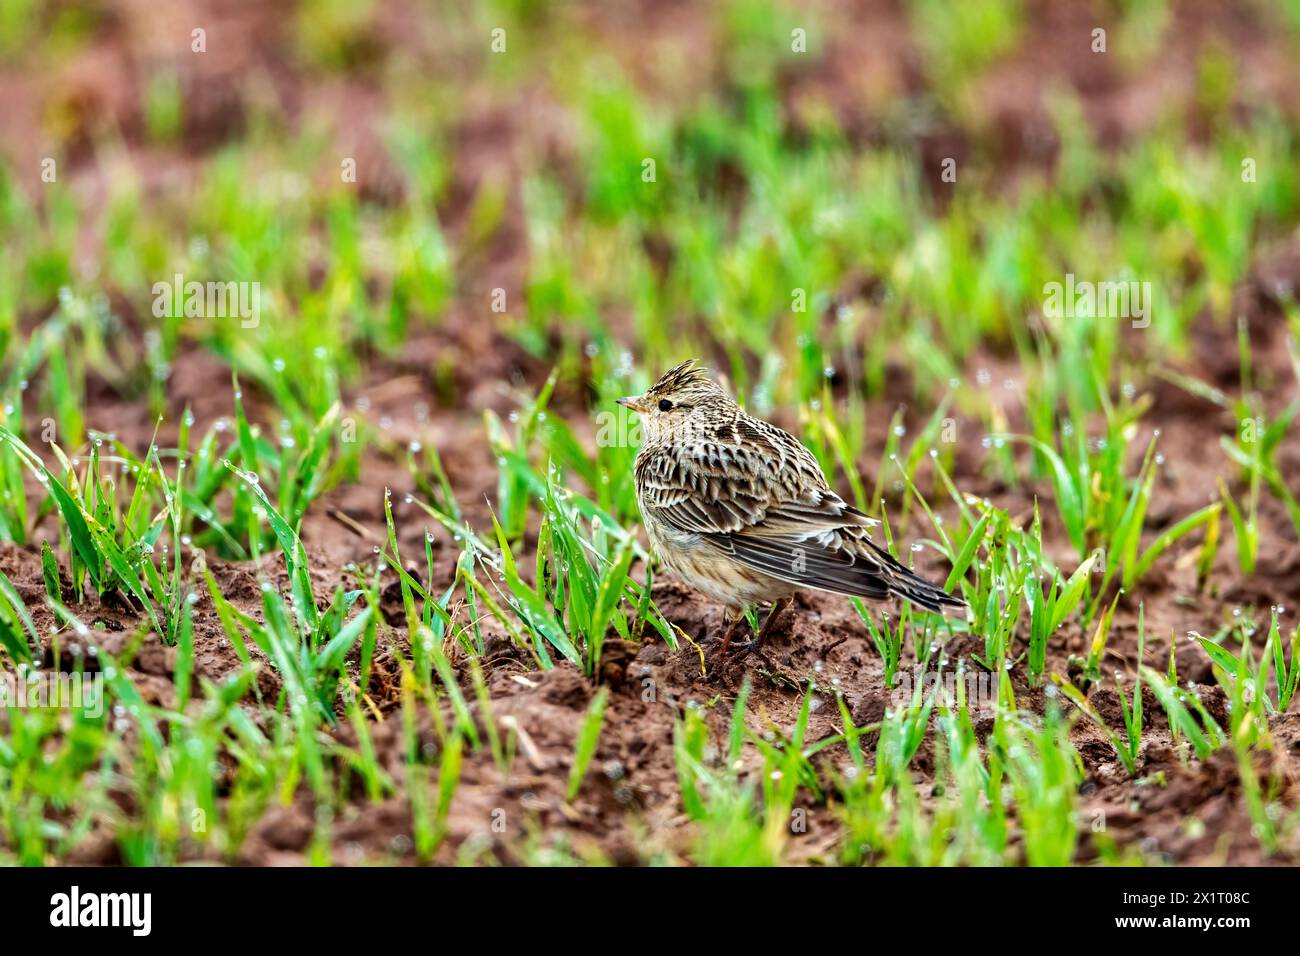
[636,417,873,537]
[638,417,963,612]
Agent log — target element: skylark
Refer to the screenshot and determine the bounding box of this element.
[619,360,966,655]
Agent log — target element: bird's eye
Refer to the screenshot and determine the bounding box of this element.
[658,399,673,412]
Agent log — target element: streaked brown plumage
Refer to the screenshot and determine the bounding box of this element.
[618,360,964,652]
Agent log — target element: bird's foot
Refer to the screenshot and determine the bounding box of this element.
[725,637,760,657]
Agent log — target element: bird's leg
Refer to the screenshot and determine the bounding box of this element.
[717,609,745,658]
[755,596,792,646]
[758,596,793,645]
[729,597,792,655]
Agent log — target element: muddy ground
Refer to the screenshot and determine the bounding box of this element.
[3,0,1300,865]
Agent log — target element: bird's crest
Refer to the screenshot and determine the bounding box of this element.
[648,359,710,396]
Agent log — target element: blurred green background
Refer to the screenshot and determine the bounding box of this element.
[2,0,1300,868]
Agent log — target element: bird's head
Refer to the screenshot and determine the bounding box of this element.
[616,360,733,443]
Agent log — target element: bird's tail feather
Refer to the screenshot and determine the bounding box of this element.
[881,566,966,613]
[864,538,967,613]
[709,532,967,614]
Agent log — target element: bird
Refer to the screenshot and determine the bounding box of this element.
[618,360,966,656]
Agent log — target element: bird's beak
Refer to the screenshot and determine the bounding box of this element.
[617,396,649,413]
